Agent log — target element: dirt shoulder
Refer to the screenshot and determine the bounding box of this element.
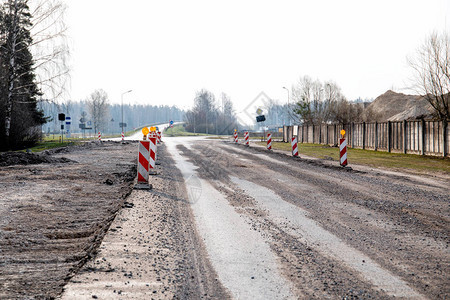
[1,142,229,299]
[60,144,229,299]
[0,141,136,299]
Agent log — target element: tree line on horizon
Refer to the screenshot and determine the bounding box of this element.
[184,90,238,135]
[39,94,185,136]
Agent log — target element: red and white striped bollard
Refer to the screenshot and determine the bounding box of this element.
[245,131,249,146]
[340,138,348,167]
[157,131,162,144]
[98,131,101,141]
[136,140,151,189]
[121,132,124,141]
[267,133,272,150]
[291,136,299,157]
[234,131,238,143]
[149,135,157,173]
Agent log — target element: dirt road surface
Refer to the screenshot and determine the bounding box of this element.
[1,137,449,299]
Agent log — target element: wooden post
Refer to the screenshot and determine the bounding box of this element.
[374,122,378,151]
[362,122,366,150]
[302,124,305,144]
[334,124,338,146]
[319,124,322,144]
[421,119,426,155]
[442,119,447,157]
[387,121,392,153]
[312,124,315,144]
[351,123,354,148]
[403,120,407,154]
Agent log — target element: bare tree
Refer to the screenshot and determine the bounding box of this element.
[292,76,314,124]
[87,89,110,133]
[292,76,346,124]
[29,0,69,102]
[409,31,450,120]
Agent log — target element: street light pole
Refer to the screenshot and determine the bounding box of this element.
[282,86,291,126]
[121,90,132,136]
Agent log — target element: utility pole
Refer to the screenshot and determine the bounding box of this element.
[121,90,132,136]
[283,87,291,126]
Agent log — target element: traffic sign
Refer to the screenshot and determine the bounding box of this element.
[119,122,127,128]
[256,115,266,122]
[169,120,174,125]
[65,117,71,138]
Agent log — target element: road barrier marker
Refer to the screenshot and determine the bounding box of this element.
[121,132,125,141]
[267,133,272,150]
[234,131,238,143]
[245,131,249,146]
[291,136,299,157]
[157,131,162,144]
[340,130,348,167]
[149,136,157,174]
[135,139,152,190]
[98,131,101,141]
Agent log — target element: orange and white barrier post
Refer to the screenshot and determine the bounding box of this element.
[267,133,272,150]
[98,131,101,141]
[291,136,299,157]
[245,131,249,146]
[340,130,348,167]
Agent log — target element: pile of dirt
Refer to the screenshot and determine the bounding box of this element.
[0,151,74,167]
[365,90,434,121]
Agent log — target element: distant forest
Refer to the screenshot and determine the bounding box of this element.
[39,101,184,135]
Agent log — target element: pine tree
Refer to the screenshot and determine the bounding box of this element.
[0,0,45,150]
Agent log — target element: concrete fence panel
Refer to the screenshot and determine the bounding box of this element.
[283,119,449,157]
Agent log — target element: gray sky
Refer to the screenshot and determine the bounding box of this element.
[65,0,449,114]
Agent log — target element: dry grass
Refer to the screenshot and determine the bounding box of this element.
[257,142,450,174]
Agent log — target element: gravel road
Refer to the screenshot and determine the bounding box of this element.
[168,137,448,299]
[1,137,448,299]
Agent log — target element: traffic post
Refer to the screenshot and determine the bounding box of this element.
[340,130,348,167]
[157,131,162,144]
[245,131,249,146]
[149,135,157,174]
[149,127,159,169]
[267,133,272,150]
[135,127,152,190]
[98,131,101,142]
[291,136,299,157]
[121,132,125,141]
[234,130,238,143]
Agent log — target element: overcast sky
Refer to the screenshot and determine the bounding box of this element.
[65,0,449,114]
